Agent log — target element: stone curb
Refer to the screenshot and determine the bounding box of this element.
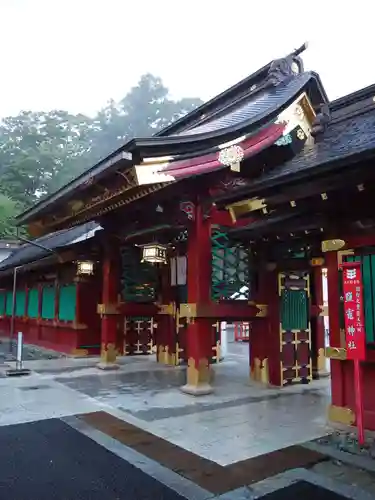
[61,415,215,500]
[60,416,374,500]
[302,441,375,473]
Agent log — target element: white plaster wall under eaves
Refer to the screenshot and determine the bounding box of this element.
[0,249,12,264]
[69,224,102,245]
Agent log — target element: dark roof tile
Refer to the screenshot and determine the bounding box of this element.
[0,222,100,271]
[178,74,313,137]
[234,108,375,193]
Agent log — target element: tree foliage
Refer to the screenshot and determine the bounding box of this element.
[90,74,201,161]
[0,195,20,238]
[0,74,202,236]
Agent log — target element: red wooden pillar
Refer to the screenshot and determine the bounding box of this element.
[250,265,272,384]
[73,279,87,353]
[98,243,120,370]
[265,268,281,386]
[312,266,329,378]
[326,251,345,407]
[156,263,177,365]
[181,201,213,395]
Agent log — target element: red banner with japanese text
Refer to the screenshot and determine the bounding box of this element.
[342,261,366,361]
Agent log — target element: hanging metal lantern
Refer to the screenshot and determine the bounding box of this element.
[77,260,94,275]
[141,243,167,264]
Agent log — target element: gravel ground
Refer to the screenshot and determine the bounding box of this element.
[316,431,375,459]
[0,338,64,361]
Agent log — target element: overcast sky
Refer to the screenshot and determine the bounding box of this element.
[1,0,374,118]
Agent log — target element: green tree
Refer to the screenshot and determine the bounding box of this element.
[89,73,202,161]
[0,110,94,206]
[0,195,20,238]
[0,74,203,207]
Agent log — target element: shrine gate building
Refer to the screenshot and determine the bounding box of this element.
[1,43,375,430]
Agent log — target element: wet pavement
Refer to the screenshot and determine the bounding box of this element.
[47,347,331,466]
[311,460,375,497]
[56,368,329,423]
[0,342,372,498]
[0,414,372,500]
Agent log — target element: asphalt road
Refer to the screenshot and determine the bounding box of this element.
[0,419,186,499]
[261,481,347,499]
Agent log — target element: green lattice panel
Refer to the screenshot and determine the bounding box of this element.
[41,286,56,320]
[5,291,13,316]
[0,291,5,315]
[280,289,308,331]
[58,284,77,322]
[121,246,158,303]
[211,226,250,301]
[27,288,39,318]
[15,290,26,317]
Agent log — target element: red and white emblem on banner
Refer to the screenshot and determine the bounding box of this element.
[342,262,366,360]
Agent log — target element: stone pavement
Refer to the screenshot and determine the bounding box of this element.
[0,342,373,498]
[2,414,372,499]
[0,343,331,463]
[51,351,331,465]
[310,460,375,496]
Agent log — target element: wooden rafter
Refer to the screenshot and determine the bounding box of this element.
[36,180,168,233]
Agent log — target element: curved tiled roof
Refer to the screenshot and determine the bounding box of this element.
[0,222,101,272]
[178,73,312,137]
[214,86,375,206]
[243,108,375,189]
[16,50,327,228]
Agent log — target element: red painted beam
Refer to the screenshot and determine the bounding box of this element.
[181,301,265,320]
[163,124,285,179]
[118,303,159,316]
[344,233,375,249]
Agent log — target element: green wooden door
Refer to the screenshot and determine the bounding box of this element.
[279,271,312,385]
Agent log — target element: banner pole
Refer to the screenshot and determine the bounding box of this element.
[353,358,365,445]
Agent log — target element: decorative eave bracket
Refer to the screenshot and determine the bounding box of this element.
[226,198,266,222]
[321,239,346,253]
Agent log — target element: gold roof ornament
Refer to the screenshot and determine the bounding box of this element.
[218,145,244,172]
[321,239,346,253]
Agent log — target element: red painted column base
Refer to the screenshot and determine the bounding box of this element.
[98,242,120,370]
[250,268,279,386]
[97,315,119,370]
[156,313,178,365]
[181,318,213,395]
[181,199,213,395]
